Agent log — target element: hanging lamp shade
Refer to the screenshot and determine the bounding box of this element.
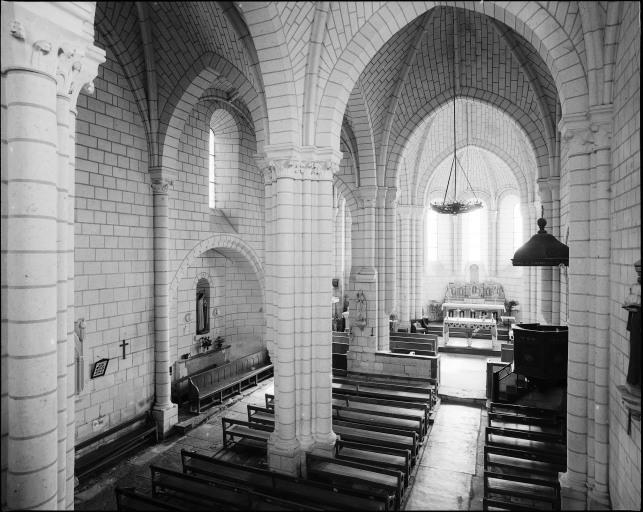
[512,217,569,266]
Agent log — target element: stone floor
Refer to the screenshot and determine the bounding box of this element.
[76,341,491,510]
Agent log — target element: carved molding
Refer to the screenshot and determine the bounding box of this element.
[151,179,172,194]
[263,159,338,184]
[385,187,399,209]
[2,4,105,106]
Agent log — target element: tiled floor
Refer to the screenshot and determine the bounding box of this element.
[76,344,490,510]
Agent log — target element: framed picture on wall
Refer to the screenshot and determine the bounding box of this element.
[90,358,109,379]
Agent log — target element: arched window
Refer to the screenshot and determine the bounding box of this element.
[196,278,210,334]
[512,202,523,251]
[462,205,485,262]
[208,129,216,208]
[425,207,439,263]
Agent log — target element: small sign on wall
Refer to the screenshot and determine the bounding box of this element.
[90,358,109,379]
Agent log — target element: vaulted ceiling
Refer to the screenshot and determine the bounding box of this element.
[342,6,560,204]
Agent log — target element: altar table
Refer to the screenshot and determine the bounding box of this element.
[443,317,498,346]
[442,302,505,320]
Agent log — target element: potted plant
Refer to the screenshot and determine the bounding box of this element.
[505,299,519,316]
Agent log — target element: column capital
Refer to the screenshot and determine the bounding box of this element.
[149,167,176,194]
[259,144,342,184]
[357,185,378,208]
[376,186,389,208]
[588,106,613,152]
[385,187,398,208]
[2,2,105,104]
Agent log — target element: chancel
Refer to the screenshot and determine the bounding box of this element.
[1,1,640,511]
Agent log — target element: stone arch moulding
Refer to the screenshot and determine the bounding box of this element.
[169,234,265,300]
[157,52,268,169]
[315,2,589,151]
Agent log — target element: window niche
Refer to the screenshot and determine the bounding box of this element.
[196,278,210,335]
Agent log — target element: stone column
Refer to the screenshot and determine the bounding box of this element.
[150,168,179,437]
[550,179,562,325]
[558,115,595,509]
[412,206,425,320]
[1,3,104,509]
[397,205,413,330]
[262,148,339,476]
[347,185,379,369]
[385,188,398,340]
[586,108,612,509]
[376,187,389,351]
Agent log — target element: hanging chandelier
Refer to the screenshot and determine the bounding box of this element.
[430,8,483,216]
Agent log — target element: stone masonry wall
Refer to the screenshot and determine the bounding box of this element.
[608,3,641,509]
[74,41,154,441]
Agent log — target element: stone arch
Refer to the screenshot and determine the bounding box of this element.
[345,84,378,187]
[333,175,360,218]
[387,91,549,192]
[234,1,300,147]
[158,52,268,170]
[170,234,264,299]
[316,1,589,151]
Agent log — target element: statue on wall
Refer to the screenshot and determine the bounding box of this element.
[196,277,210,335]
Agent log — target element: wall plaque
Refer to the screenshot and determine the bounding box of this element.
[90,358,109,379]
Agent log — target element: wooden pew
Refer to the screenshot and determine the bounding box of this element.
[115,487,185,511]
[488,402,564,424]
[306,452,403,510]
[222,417,272,448]
[332,352,348,371]
[265,393,274,409]
[485,426,566,465]
[333,341,350,354]
[332,404,424,440]
[484,446,563,483]
[333,395,429,435]
[332,418,418,462]
[488,412,565,437]
[343,369,439,395]
[181,449,388,511]
[483,470,560,511]
[246,405,419,463]
[335,439,411,486]
[75,412,157,482]
[389,333,438,356]
[151,464,320,510]
[332,378,433,407]
[187,349,273,414]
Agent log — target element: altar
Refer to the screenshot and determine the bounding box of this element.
[442,302,505,320]
[443,317,498,346]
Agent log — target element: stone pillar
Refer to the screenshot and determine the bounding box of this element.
[262,148,339,476]
[385,188,398,340]
[550,180,562,325]
[150,169,179,437]
[333,197,345,319]
[347,186,379,368]
[376,187,389,351]
[558,115,595,509]
[586,108,612,509]
[397,205,413,330]
[1,3,104,509]
[413,206,425,319]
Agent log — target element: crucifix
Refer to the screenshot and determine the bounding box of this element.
[120,339,129,359]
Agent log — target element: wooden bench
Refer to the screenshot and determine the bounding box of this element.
[344,368,439,396]
[483,444,566,472]
[181,449,387,511]
[75,412,157,482]
[485,426,566,464]
[115,486,186,511]
[483,470,560,510]
[332,403,424,439]
[335,439,411,487]
[306,452,403,510]
[333,395,429,434]
[389,340,437,357]
[222,417,272,448]
[187,349,273,414]
[484,446,563,483]
[333,341,350,354]
[247,404,277,425]
[265,392,274,409]
[333,418,419,462]
[488,412,565,437]
[151,464,320,510]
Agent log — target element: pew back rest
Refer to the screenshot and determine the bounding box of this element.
[190,349,269,390]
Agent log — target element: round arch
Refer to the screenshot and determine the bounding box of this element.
[158,52,268,169]
[387,91,549,192]
[170,234,264,299]
[315,1,588,151]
